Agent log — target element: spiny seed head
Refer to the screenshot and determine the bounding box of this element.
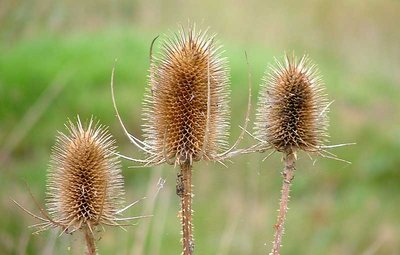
[254,54,329,153]
[142,25,230,165]
[46,117,124,232]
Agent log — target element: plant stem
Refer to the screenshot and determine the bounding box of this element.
[270,150,296,255]
[177,162,194,255]
[84,227,96,255]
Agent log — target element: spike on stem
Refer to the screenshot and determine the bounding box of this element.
[177,162,194,255]
[270,150,296,255]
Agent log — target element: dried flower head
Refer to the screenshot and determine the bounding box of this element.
[254,54,329,153]
[13,117,149,254]
[142,25,230,165]
[45,117,124,233]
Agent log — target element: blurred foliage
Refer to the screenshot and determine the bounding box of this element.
[0,0,399,254]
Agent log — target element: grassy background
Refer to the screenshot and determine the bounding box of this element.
[1,1,399,254]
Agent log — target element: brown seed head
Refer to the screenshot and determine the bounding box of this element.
[46,117,124,232]
[142,25,230,165]
[254,54,329,153]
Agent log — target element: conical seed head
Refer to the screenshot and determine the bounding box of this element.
[142,26,230,164]
[254,54,329,153]
[46,117,124,231]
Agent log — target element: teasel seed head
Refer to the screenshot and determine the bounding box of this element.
[254,54,329,154]
[142,25,230,165]
[46,116,124,233]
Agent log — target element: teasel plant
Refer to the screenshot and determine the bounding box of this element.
[252,53,353,255]
[13,116,149,255]
[111,24,251,255]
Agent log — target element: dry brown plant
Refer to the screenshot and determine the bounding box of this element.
[111,24,251,255]
[253,53,352,255]
[14,117,147,255]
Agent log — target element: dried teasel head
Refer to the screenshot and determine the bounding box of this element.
[13,116,150,239]
[254,54,329,154]
[45,116,125,233]
[142,25,230,165]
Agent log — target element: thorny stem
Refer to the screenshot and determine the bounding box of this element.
[270,150,296,255]
[84,227,96,255]
[177,162,194,255]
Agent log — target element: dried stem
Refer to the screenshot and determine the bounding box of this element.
[176,162,194,255]
[84,227,96,255]
[270,150,296,255]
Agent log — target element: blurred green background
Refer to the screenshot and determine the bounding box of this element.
[1,1,399,254]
